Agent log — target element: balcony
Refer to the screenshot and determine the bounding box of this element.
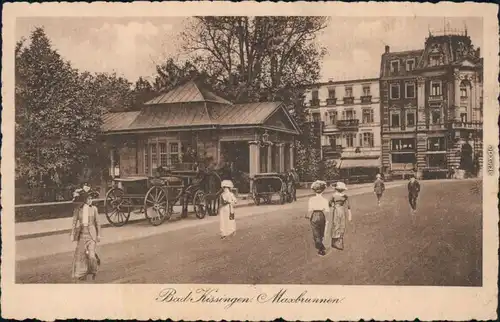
[343,97,355,105]
[336,119,359,130]
[428,95,443,102]
[361,95,372,104]
[326,98,337,106]
[309,99,320,107]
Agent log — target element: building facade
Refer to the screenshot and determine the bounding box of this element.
[380,31,483,179]
[304,78,382,179]
[102,81,300,193]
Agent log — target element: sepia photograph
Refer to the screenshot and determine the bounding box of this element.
[2,2,498,321]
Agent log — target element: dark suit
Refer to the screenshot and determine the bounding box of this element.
[407,180,421,210]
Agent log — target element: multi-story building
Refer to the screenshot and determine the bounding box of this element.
[380,30,483,179]
[304,78,382,179]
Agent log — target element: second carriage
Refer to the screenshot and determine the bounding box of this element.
[104,167,222,227]
[250,171,297,206]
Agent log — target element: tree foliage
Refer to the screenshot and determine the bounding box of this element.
[181,16,328,106]
[15,28,129,200]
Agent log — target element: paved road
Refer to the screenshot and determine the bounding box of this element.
[16,180,482,286]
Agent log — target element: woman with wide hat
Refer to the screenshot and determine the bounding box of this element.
[70,184,101,282]
[219,179,237,239]
[328,181,352,250]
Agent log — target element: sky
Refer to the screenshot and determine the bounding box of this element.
[16,16,483,84]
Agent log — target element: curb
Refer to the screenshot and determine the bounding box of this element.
[16,193,315,241]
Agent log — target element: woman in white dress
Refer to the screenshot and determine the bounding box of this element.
[219,180,237,239]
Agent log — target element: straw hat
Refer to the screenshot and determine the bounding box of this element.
[376,173,382,179]
[311,180,327,193]
[335,181,347,191]
[221,180,234,189]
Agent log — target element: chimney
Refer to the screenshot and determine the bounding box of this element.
[476,47,481,58]
[385,45,390,53]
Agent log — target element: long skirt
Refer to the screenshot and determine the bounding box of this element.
[71,227,99,280]
[310,211,326,252]
[219,205,236,237]
[332,206,347,250]
[323,209,334,251]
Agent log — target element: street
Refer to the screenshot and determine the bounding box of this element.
[16,179,482,286]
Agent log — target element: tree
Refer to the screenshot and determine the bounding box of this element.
[15,28,104,200]
[132,76,157,108]
[90,72,135,112]
[181,16,328,106]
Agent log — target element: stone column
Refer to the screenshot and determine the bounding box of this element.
[289,143,295,170]
[267,144,273,173]
[453,69,461,121]
[110,149,115,179]
[277,143,285,173]
[248,141,260,192]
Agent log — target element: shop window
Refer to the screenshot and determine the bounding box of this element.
[391,153,416,164]
[427,154,447,168]
[391,138,415,151]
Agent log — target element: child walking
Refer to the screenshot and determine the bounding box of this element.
[373,173,385,206]
[219,180,237,239]
[305,180,329,256]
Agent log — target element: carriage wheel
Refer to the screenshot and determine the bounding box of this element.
[193,190,207,219]
[144,186,170,226]
[105,188,131,227]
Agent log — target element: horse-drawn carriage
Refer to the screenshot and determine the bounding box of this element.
[250,171,297,206]
[104,166,222,227]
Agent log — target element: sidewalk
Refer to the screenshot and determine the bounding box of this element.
[15,181,400,240]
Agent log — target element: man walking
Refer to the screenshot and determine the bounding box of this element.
[373,174,385,206]
[407,174,421,214]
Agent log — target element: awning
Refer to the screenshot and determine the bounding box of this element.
[339,157,381,169]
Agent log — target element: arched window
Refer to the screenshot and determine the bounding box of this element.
[460,80,471,98]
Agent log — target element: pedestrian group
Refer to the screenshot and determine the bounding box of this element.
[305,173,420,257]
[69,173,421,281]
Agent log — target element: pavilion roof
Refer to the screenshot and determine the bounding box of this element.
[144,80,232,106]
[102,80,300,135]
